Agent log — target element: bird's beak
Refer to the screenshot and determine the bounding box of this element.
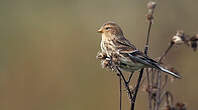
[97,28,103,33]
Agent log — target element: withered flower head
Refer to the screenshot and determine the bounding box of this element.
[100,58,117,72]
[147,1,157,10]
[171,30,186,45]
[97,52,119,72]
[146,2,156,21]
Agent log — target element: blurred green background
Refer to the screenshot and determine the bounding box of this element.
[0,0,197,110]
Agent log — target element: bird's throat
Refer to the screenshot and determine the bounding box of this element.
[101,33,115,41]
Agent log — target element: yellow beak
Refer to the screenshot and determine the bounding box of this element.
[97,28,103,33]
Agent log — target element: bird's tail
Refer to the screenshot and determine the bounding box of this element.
[155,65,182,79]
[127,52,181,78]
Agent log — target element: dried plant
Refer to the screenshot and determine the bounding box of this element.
[96,1,197,110]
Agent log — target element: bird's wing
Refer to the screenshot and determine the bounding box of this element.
[114,37,156,64]
[114,37,181,78]
[128,50,158,68]
[114,36,158,66]
[115,37,156,66]
[115,37,137,53]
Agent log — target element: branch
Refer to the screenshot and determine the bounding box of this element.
[158,42,174,63]
[119,74,122,110]
[146,69,152,110]
[131,2,156,110]
[116,66,133,110]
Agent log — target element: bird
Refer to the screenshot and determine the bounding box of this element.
[97,21,181,78]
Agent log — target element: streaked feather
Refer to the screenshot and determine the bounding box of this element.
[99,22,181,78]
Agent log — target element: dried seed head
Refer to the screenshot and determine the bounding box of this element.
[97,52,121,72]
[100,57,118,72]
[147,1,157,10]
[146,2,156,21]
[171,35,184,45]
[171,30,186,45]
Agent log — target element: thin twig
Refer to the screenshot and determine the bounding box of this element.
[158,42,174,63]
[161,75,168,90]
[153,41,174,110]
[127,72,134,84]
[116,67,133,110]
[131,19,153,110]
[146,69,152,110]
[155,70,162,110]
[119,75,122,110]
[145,21,153,55]
[132,69,144,109]
[160,91,174,106]
[151,68,155,87]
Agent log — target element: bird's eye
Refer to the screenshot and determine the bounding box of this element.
[105,27,110,30]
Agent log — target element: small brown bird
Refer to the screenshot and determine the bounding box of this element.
[97,21,181,78]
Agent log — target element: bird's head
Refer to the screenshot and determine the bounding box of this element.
[97,21,124,38]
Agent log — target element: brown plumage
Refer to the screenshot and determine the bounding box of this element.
[97,21,181,78]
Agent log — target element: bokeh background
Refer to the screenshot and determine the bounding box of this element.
[0,0,197,110]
